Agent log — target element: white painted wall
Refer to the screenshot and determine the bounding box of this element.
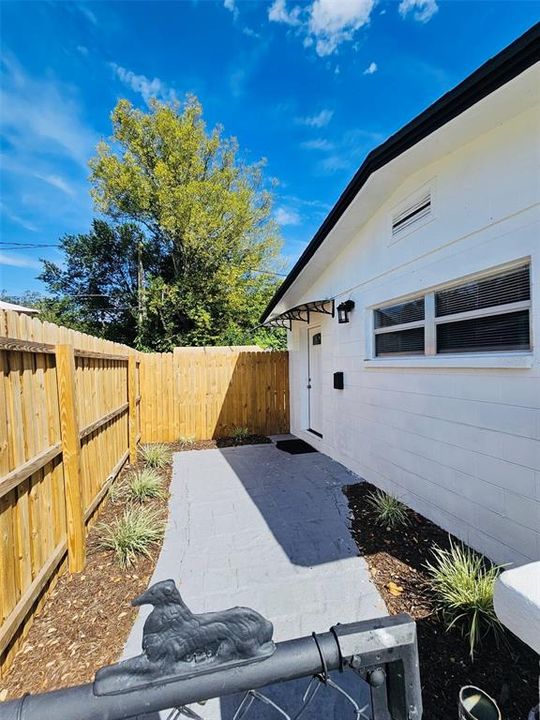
[286,101,540,566]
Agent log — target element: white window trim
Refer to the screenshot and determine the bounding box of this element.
[366,259,533,367]
[364,353,534,369]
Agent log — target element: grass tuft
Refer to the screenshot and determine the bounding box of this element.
[366,489,410,530]
[126,468,165,502]
[97,506,165,567]
[231,426,249,442]
[178,435,196,449]
[426,540,504,659]
[139,443,172,469]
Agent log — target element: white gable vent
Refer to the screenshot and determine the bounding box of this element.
[392,191,431,237]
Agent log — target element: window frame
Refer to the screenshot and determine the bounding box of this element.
[368,260,532,363]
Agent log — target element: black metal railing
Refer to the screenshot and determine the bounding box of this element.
[0,580,422,720]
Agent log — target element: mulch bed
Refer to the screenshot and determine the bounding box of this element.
[0,450,173,700]
[345,482,538,720]
[1,434,272,701]
[170,434,271,452]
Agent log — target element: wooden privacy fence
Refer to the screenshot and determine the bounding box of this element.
[0,311,288,676]
[140,347,289,442]
[0,310,140,675]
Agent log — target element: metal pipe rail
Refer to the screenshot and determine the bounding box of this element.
[0,614,422,720]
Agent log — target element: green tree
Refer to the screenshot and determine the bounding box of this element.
[88,96,285,350]
[39,220,157,346]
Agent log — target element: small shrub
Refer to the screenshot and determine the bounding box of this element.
[231,426,249,442]
[367,489,410,529]
[139,443,172,468]
[178,435,196,449]
[109,479,127,504]
[127,468,165,502]
[97,507,165,567]
[426,541,504,659]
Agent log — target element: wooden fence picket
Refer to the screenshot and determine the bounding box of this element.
[0,309,288,676]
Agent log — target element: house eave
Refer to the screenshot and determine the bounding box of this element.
[261,23,540,324]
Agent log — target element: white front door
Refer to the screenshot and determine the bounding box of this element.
[307,326,323,436]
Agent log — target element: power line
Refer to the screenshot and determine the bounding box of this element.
[0,242,59,249]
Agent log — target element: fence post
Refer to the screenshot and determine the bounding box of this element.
[128,355,138,463]
[56,344,85,572]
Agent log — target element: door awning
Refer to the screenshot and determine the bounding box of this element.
[260,299,334,330]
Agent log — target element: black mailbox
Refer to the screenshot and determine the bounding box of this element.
[333,371,344,390]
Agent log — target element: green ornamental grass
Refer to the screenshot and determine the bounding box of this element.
[231,426,249,442]
[366,489,410,530]
[127,468,165,502]
[97,506,165,567]
[426,541,504,659]
[178,435,196,449]
[139,443,172,469]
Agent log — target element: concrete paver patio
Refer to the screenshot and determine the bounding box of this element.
[127,439,386,719]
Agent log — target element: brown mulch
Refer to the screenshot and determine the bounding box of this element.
[1,434,271,701]
[345,482,538,720]
[0,451,173,700]
[170,434,272,452]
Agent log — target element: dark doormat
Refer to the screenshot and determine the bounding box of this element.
[275,438,318,455]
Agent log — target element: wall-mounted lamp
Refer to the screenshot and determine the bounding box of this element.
[337,300,355,324]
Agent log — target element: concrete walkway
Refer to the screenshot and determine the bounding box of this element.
[126,439,386,719]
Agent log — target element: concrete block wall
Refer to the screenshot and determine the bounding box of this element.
[286,102,540,566]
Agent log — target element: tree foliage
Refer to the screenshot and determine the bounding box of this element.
[39,220,155,345]
[76,96,286,350]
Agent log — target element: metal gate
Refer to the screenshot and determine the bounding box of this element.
[0,580,422,720]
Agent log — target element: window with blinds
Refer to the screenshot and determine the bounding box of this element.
[435,265,530,354]
[373,262,531,358]
[374,298,425,356]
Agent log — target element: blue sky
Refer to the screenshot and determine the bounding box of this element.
[0,0,537,296]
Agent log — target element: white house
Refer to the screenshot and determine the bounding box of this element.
[261,26,540,566]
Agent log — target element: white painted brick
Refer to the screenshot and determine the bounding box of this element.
[504,492,540,532]
[474,453,536,498]
[285,107,540,564]
[502,434,540,469]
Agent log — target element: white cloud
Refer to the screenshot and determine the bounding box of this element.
[301,138,334,151]
[399,0,438,23]
[0,53,97,169]
[77,3,98,26]
[275,207,301,226]
[318,154,350,173]
[242,26,261,38]
[0,251,41,269]
[110,63,177,105]
[76,45,89,57]
[224,0,239,20]
[34,174,75,196]
[363,61,377,75]
[0,53,95,234]
[268,0,302,26]
[309,0,374,56]
[268,0,375,57]
[0,201,39,232]
[296,109,334,127]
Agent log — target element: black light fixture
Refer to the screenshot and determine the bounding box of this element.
[337,300,355,324]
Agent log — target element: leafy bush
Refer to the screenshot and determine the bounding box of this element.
[139,443,172,468]
[231,426,249,442]
[426,541,504,659]
[367,489,410,529]
[178,435,196,449]
[97,507,165,567]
